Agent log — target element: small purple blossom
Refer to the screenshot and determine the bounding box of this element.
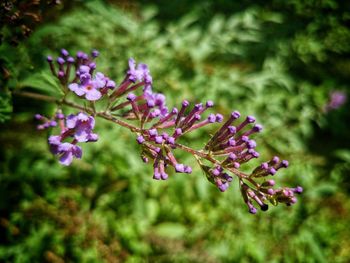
[56,112,65,119]
[48,137,82,166]
[45,112,98,166]
[67,57,75,63]
[57,57,65,65]
[325,90,347,111]
[215,114,223,122]
[175,164,185,173]
[184,165,192,174]
[47,49,114,97]
[143,91,168,119]
[127,93,137,101]
[91,50,99,58]
[57,143,82,166]
[206,101,214,108]
[106,80,116,89]
[66,112,97,142]
[35,114,43,120]
[69,71,107,101]
[137,135,145,144]
[48,135,61,154]
[61,49,69,57]
[127,58,152,85]
[34,112,66,130]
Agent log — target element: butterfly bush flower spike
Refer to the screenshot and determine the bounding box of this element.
[37,49,303,214]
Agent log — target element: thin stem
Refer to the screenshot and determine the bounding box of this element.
[14,91,58,103]
[97,112,141,133]
[13,90,138,132]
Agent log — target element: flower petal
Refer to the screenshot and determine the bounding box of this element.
[73,145,82,159]
[48,135,61,145]
[66,114,77,129]
[59,151,73,166]
[85,88,102,101]
[58,142,74,152]
[74,132,89,143]
[79,65,90,73]
[87,133,99,142]
[128,58,136,70]
[69,83,85,96]
[93,72,106,88]
[77,112,89,122]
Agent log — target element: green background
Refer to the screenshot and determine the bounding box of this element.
[1,0,350,262]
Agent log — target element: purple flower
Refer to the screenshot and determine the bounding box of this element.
[35,114,43,120]
[46,112,98,166]
[61,49,69,57]
[127,58,143,82]
[35,113,63,130]
[294,186,303,194]
[87,133,99,142]
[56,112,65,120]
[208,114,216,123]
[76,51,85,59]
[89,62,96,70]
[215,114,224,122]
[206,101,214,108]
[106,80,116,89]
[175,164,185,173]
[137,135,145,144]
[66,113,97,142]
[148,128,158,137]
[49,120,57,127]
[155,136,163,144]
[69,69,108,101]
[167,137,175,145]
[144,91,168,119]
[91,49,99,58]
[79,65,90,74]
[57,57,65,65]
[127,58,153,85]
[67,57,75,63]
[127,93,137,101]
[57,142,82,166]
[218,181,229,192]
[48,135,62,154]
[41,52,302,214]
[48,136,82,166]
[184,165,192,174]
[325,90,347,111]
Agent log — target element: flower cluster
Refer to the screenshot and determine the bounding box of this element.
[47,112,98,166]
[35,48,303,214]
[109,58,168,120]
[135,102,303,213]
[136,100,223,180]
[34,111,64,130]
[47,49,115,100]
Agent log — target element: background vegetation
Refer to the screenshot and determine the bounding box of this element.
[1,0,350,262]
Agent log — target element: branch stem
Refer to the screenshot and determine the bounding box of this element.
[13,90,249,179]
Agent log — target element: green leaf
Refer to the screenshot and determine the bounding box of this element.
[334,149,350,163]
[19,71,63,96]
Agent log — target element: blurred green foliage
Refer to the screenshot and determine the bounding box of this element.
[1,0,350,262]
